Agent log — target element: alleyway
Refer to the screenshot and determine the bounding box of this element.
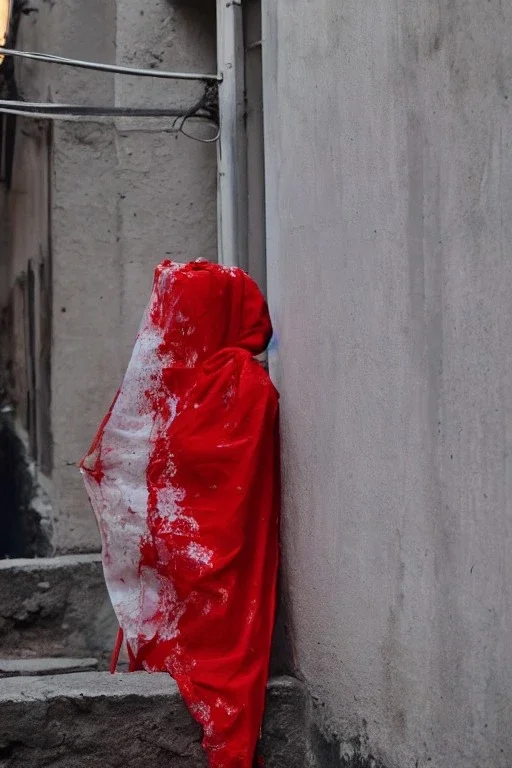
[2,0,512,766]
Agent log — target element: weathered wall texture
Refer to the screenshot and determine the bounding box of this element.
[262,1,512,766]
[3,0,217,553]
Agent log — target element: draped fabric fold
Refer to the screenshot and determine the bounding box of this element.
[80,260,280,768]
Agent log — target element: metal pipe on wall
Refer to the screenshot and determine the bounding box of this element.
[216,0,247,271]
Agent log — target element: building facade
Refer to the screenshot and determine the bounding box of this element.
[0,0,217,554]
[263,1,512,766]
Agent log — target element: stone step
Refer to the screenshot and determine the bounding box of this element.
[0,657,99,678]
[0,672,307,768]
[0,554,117,665]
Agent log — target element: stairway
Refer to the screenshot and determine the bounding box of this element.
[0,555,309,767]
[0,554,116,667]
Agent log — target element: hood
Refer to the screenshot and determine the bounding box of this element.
[148,260,272,367]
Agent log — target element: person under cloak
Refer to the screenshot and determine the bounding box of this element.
[80,259,280,768]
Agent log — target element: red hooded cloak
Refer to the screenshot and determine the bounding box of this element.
[80,260,279,768]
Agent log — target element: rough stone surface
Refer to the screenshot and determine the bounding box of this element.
[0,555,116,663]
[260,677,309,768]
[308,711,387,768]
[0,657,99,678]
[0,673,307,768]
[262,1,512,766]
[0,672,206,768]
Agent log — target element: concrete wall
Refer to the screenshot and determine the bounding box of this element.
[262,2,512,766]
[3,0,217,553]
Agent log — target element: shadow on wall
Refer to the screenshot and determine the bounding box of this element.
[0,413,52,559]
[167,0,217,45]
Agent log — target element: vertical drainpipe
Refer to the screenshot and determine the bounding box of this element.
[216,0,248,271]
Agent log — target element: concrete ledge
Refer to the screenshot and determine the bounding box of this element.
[0,673,307,767]
[0,555,116,663]
[0,657,99,677]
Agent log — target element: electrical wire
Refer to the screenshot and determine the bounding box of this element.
[0,49,220,141]
[0,99,216,122]
[0,46,221,82]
